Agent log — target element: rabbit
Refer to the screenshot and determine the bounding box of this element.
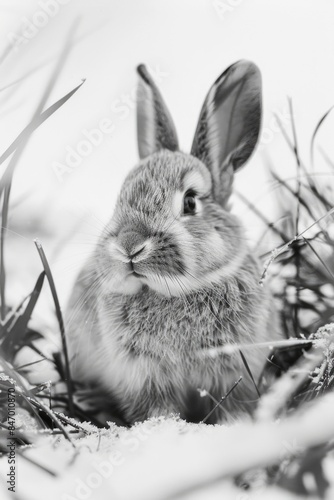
[65,60,281,426]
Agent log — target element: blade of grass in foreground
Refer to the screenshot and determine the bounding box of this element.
[18,450,57,477]
[239,350,261,398]
[1,271,45,361]
[0,78,85,193]
[260,206,334,285]
[34,239,74,417]
[310,105,334,167]
[27,397,75,447]
[0,18,81,182]
[288,98,302,337]
[201,377,243,424]
[236,190,289,243]
[0,78,85,320]
[302,237,334,282]
[0,351,46,429]
[199,337,313,357]
[0,80,85,319]
[0,21,82,319]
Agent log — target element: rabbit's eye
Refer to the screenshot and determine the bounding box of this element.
[183,190,197,215]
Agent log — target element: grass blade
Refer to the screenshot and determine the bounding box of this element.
[236,190,289,243]
[302,237,334,282]
[27,397,75,448]
[201,377,243,424]
[0,184,10,319]
[0,78,85,194]
[1,271,45,360]
[288,98,302,336]
[311,105,334,167]
[18,450,57,477]
[239,349,261,398]
[34,239,74,416]
[260,206,334,285]
[0,72,85,319]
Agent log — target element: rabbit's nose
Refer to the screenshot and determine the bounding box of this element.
[119,230,147,261]
[128,244,146,261]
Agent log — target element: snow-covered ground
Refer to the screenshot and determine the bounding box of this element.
[2,395,334,500]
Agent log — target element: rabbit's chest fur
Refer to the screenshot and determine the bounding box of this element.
[68,255,275,422]
[107,281,250,359]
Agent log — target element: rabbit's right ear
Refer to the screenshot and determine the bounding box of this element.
[191,60,262,207]
[136,65,179,160]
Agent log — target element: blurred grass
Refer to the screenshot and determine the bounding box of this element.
[0,28,86,452]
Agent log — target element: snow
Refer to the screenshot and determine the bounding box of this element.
[1,393,334,500]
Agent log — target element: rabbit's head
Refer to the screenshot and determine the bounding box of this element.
[97,61,262,297]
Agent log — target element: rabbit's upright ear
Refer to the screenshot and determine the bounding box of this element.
[191,60,262,207]
[136,65,179,159]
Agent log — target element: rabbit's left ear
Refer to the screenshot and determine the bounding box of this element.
[191,60,262,206]
[136,65,179,159]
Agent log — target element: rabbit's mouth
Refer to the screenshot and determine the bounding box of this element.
[131,270,145,278]
[125,265,147,280]
[127,260,146,279]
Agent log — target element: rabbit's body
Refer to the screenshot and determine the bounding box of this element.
[66,62,281,424]
[68,249,276,424]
